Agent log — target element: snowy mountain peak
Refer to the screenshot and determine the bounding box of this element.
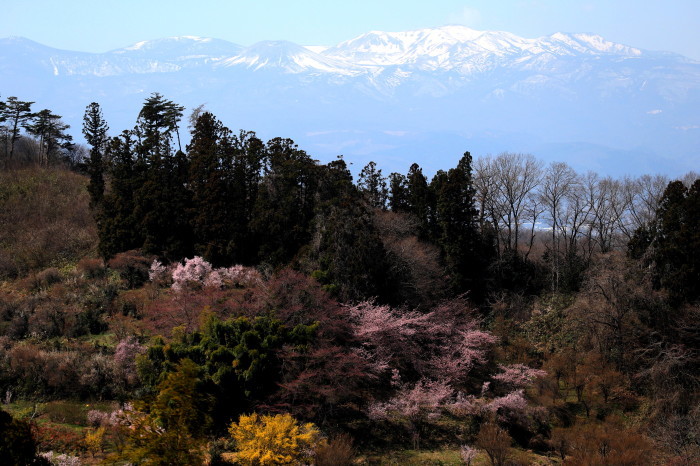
[1,29,698,177]
[321,26,647,70]
[548,32,641,56]
[217,40,361,75]
[109,36,243,60]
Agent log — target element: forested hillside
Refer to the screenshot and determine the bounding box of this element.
[0,92,698,464]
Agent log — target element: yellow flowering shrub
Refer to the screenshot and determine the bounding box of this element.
[83,426,105,457]
[227,412,325,465]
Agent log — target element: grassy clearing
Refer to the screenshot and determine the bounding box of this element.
[357,446,559,465]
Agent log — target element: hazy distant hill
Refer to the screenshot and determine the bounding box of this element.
[1,26,699,176]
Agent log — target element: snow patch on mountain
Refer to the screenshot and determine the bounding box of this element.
[217,40,363,75]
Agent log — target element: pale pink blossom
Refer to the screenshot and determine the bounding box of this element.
[487,389,528,416]
[148,259,170,285]
[171,256,212,291]
[492,364,547,389]
[368,378,453,422]
[460,445,478,465]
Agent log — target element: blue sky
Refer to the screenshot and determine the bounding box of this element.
[3,0,700,60]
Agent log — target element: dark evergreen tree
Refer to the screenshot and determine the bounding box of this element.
[133,94,192,259]
[251,138,318,265]
[188,111,237,265]
[27,109,73,166]
[135,92,184,157]
[631,179,700,305]
[1,96,33,162]
[319,201,393,302]
[406,163,434,238]
[389,172,410,212]
[82,102,109,208]
[99,131,142,258]
[432,152,493,299]
[229,130,265,264]
[308,158,395,301]
[0,409,43,465]
[358,161,388,209]
[0,96,6,160]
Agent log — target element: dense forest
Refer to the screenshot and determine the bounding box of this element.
[0,92,698,465]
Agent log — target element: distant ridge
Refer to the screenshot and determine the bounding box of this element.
[1,26,698,176]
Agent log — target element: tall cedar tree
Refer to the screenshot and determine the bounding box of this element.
[315,159,394,302]
[432,152,494,299]
[389,172,410,212]
[358,161,389,210]
[251,138,318,266]
[188,111,236,265]
[133,93,192,259]
[406,163,434,239]
[228,130,265,265]
[83,102,109,209]
[99,131,142,258]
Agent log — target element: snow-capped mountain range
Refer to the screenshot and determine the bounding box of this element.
[1,26,699,176]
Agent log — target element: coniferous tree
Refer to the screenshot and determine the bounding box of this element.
[119,360,210,465]
[0,409,41,465]
[188,111,236,264]
[406,163,433,239]
[133,94,191,259]
[358,161,389,209]
[82,102,109,208]
[312,158,393,301]
[389,172,410,212]
[432,152,492,298]
[1,96,33,162]
[631,179,700,305]
[252,138,318,265]
[135,92,184,158]
[26,109,73,166]
[0,97,6,162]
[229,130,265,264]
[99,131,142,258]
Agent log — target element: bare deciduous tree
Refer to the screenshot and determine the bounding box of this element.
[475,153,542,258]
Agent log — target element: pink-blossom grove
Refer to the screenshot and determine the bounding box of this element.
[367,378,453,422]
[346,299,498,385]
[171,256,213,291]
[351,299,541,430]
[492,363,548,390]
[149,257,262,291]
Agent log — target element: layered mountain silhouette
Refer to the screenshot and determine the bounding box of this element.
[1,26,698,175]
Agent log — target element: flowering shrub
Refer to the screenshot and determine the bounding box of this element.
[204,265,262,289]
[168,256,260,291]
[171,256,212,291]
[347,299,498,386]
[86,409,109,427]
[38,451,81,466]
[113,337,145,387]
[368,378,453,423]
[148,259,170,286]
[492,364,547,391]
[460,445,478,465]
[106,402,135,427]
[226,413,325,465]
[487,390,529,416]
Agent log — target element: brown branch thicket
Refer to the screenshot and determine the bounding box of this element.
[0,167,97,278]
